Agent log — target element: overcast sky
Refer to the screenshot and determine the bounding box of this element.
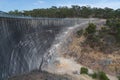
[0,0,120,12]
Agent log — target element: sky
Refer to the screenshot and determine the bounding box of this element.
[0,0,120,12]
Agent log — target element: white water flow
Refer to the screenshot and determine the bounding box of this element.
[42,21,89,72]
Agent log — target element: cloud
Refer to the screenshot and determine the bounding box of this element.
[33,0,45,5]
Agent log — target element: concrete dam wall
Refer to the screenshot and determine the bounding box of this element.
[0,16,89,79]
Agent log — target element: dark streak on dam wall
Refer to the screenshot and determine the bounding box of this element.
[0,16,89,80]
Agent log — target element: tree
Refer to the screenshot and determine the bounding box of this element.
[9,10,23,16]
[7,5,120,18]
[80,6,92,18]
[106,18,120,43]
[72,5,80,17]
[115,9,120,18]
[103,7,115,18]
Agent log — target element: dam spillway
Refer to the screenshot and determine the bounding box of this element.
[0,14,90,80]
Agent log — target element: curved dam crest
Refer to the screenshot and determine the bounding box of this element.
[0,15,91,80]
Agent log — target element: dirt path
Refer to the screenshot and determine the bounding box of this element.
[43,57,94,80]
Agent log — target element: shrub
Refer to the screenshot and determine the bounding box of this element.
[106,19,112,27]
[115,27,120,42]
[118,76,120,80]
[91,72,97,79]
[80,67,88,74]
[89,71,109,80]
[101,26,108,32]
[98,71,109,80]
[85,23,96,34]
[76,29,83,37]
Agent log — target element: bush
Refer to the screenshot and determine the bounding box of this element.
[85,23,96,34]
[115,27,120,42]
[89,71,109,80]
[76,29,83,37]
[98,71,109,80]
[101,26,108,32]
[106,19,112,27]
[80,67,88,74]
[118,76,120,80]
[91,72,97,79]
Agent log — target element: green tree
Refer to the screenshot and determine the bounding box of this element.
[72,5,80,17]
[7,5,120,18]
[103,7,115,18]
[106,18,120,43]
[9,10,23,16]
[80,6,92,18]
[116,27,120,42]
[115,9,120,18]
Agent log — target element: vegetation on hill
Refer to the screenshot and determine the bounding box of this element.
[106,18,120,43]
[91,71,109,80]
[80,67,109,80]
[80,67,88,74]
[8,5,120,18]
[118,76,120,80]
[76,18,120,53]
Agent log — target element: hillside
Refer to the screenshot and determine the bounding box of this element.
[63,19,120,79]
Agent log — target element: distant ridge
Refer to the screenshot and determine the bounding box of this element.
[0,11,12,17]
[0,11,31,18]
[0,11,8,14]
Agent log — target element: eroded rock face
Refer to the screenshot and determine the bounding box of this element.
[0,18,63,79]
[0,16,89,79]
